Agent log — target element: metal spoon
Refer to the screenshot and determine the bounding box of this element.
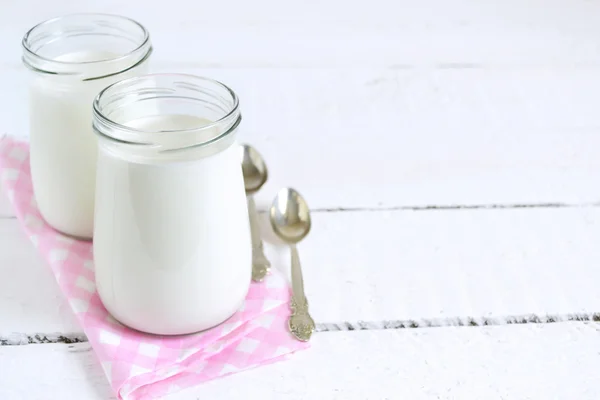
[240,144,271,282]
[269,188,315,342]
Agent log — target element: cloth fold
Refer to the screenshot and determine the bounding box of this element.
[0,137,308,400]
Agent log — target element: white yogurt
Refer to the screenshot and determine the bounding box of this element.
[93,115,251,335]
[28,51,149,238]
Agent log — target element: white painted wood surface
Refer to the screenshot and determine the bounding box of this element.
[2,0,600,398]
[3,200,600,334]
[4,67,600,208]
[0,186,11,218]
[2,323,600,400]
[2,0,600,68]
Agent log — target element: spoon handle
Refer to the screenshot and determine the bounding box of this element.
[248,196,271,282]
[290,244,309,312]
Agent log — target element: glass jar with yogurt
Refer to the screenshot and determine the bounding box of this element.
[92,74,251,335]
[22,14,152,239]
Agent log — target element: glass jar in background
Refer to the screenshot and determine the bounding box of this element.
[22,14,152,239]
[92,74,251,335]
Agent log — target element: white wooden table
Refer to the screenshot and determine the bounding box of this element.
[2,1,600,399]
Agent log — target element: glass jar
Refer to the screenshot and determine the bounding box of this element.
[22,14,152,239]
[92,74,251,335]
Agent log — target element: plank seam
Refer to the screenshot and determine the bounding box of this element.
[0,332,86,346]
[316,313,600,332]
[2,202,598,221]
[4,202,596,221]
[2,313,599,346]
[247,202,600,214]
[310,202,600,213]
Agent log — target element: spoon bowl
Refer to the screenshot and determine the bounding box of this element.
[269,188,311,244]
[240,145,268,195]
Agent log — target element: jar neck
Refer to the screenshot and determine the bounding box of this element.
[93,74,242,164]
[22,14,152,81]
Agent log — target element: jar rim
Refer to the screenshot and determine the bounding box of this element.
[93,73,242,159]
[22,13,151,76]
[93,73,240,136]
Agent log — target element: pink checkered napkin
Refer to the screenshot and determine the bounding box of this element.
[0,136,309,400]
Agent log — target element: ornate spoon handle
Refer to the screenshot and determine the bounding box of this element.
[248,196,270,282]
[288,244,315,341]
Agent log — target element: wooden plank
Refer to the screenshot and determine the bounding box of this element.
[2,0,600,67]
[1,323,599,399]
[2,206,600,334]
[0,219,80,334]
[3,66,600,211]
[0,185,10,218]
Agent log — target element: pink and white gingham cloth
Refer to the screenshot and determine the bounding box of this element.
[0,136,309,400]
